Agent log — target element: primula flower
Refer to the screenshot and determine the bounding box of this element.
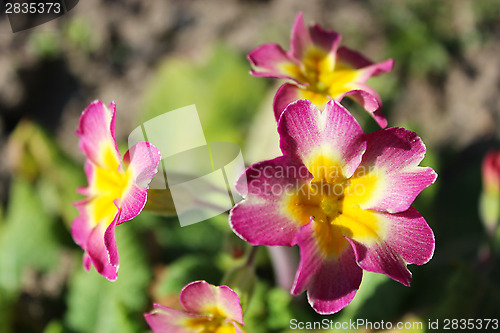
[72,101,161,281]
[145,280,246,333]
[230,99,436,314]
[248,13,393,127]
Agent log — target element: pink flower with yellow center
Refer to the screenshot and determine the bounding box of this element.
[248,13,393,128]
[145,281,246,333]
[72,101,161,281]
[229,99,436,314]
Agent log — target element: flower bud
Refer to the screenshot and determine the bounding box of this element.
[480,150,500,242]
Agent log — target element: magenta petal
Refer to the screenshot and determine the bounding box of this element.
[348,207,434,286]
[123,141,161,188]
[145,304,201,333]
[75,100,120,167]
[118,185,148,224]
[71,199,93,248]
[104,213,119,267]
[118,142,161,223]
[357,58,395,82]
[273,83,301,122]
[307,254,362,315]
[360,127,437,213]
[180,281,243,324]
[340,88,387,127]
[86,213,120,281]
[83,252,91,271]
[290,12,312,60]
[308,23,341,56]
[293,223,362,315]
[231,156,312,246]
[336,47,394,76]
[291,221,322,295]
[336,46,373,68]
[370,108,388,129]
[385,207,435,266]
[279,99,366,178]
[232,322,246,333]
[348,238,411,286]
[340,85,380,110]
[248,43,299,80]
[78,161,95,196]
[360,59,394,82]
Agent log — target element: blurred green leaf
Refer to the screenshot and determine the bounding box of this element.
[7,120,85,227]
[64,18,99,53]
[0,178,60,294]
[65,226,151,333]
[433,264,500,319]
[242,281,269,333]
[42,321,63,333]
[29,32,61,59]
[141,44,269,145]
[0,289,14,333]
[266,288,294,330]
[375,0,451,77]
[152,255,219,300]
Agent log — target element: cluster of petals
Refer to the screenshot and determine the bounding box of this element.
[248,12,393,128]
[230,99,437,314]
[72,101,161,281]
[145,280,246,333]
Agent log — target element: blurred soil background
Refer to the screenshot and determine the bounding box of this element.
[0,0,500,332]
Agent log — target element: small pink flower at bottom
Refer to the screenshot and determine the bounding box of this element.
[230,99,436,314]
[145,281,246,333]
[72,100,161,281]
[248,12,393,127]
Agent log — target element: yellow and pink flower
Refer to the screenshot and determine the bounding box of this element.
[72,101,161,281]
[145,280,246,333]
[229,99,436,314]
[248,13,393,127]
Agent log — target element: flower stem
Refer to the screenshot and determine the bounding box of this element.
[245,246,259,268]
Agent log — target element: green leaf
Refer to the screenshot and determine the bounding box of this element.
[266,288,294,330]
[152,255,220,300]
[0,178,60,294]
[433,264,500,319]
[42,321,63,333]
[140,44,269,146]
[241,281,269,333]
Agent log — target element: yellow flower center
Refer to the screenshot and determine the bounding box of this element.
[281,47,360,110]
[285,155,382,257]
[88,143,133,227]
[187,314,238,333]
